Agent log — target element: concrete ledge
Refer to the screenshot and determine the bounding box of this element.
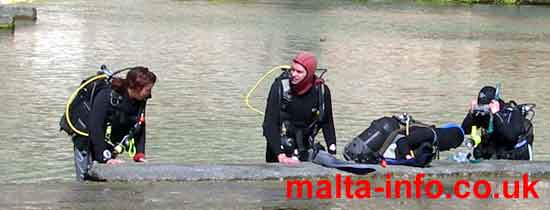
[0,5,37,20]
[0,5,36,30]
[0,15,13,29]
[89,160,550,182]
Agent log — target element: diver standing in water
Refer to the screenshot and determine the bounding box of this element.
[262,52,337,165]
[60,66,157,180]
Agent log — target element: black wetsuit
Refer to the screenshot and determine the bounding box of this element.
[395,126,464,159]
[461,105,527,159]
[73,88,146,163]
[262,79,336,162]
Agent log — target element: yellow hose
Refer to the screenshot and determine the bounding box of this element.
[64,74,108,137]
[245,65,290,116]
[127,138,136,158]
[471,126,482,146]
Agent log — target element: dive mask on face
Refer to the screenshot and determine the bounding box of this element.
[472,104,491,117]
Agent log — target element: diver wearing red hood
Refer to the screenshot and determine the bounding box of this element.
[291,51,318,95]
[262,52,337,165]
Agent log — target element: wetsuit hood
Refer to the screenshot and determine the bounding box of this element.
[478,86,497,105]
[292,52,317,96]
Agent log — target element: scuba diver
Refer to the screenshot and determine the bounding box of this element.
[392,122,464,166]
[60,65,157,181]
[461,85,535,160]
[262,52,337,165]
[343,114,464,167]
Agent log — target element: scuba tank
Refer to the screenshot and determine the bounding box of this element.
[60,65,133,137]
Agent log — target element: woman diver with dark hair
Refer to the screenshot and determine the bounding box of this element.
[67,66,157,180]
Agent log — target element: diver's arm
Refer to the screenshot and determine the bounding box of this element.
[321,85,337,154]
[461,113,474,135]
[134,103,146,162]
[263,80,283,155]
[134,127,146,162]
[88,89,113,163]
[395,137,411,159]
[395,127,433,159]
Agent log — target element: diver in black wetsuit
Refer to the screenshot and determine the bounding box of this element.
[343,115,464,167]
[262,52,336,165]
[394,124,464,165]
[65,67,157,180]
[461,86,534,160]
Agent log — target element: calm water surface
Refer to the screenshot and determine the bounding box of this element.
[0,0,549,184]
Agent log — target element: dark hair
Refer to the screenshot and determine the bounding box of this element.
[111,66,157,93]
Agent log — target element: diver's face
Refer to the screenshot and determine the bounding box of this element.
[130,83,154,101]
[291,62,307,85]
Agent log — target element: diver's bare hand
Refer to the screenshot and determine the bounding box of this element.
[489,100,500,114]
[106,159,125,165]
[469,99,477,111]
[278,153,300,165]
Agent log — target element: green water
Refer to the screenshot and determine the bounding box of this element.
[1,0,550,185]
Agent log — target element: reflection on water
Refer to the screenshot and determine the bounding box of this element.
[1,0,550,183]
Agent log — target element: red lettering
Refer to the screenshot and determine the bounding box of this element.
[522,174,539,199]
[503,179,520,199]
[395,180,412,198]
[454,180,470,199]
[345,175,354,199]
[316,180,332,199]
[473,180,491,199]
[354,180,371,199]
[287,173,540,200]
[335,173,341,198]
[425,180,443,199]
[286,179,313,199]
[414,173,425,199]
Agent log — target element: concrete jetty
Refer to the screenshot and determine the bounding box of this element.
[0,5,37,29]
[89,160,550,182]
[0,14,13,29]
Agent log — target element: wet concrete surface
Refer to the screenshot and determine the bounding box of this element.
[1,177,549,210]
[89,160,550,182]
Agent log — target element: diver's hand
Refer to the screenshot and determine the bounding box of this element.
[469,99,477,111]
[489,100,500,114]
[106,159,125,165]
[328,144,336,155]
[405,155,414,160]
[278,153,300,165]
[133,153,147,163]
